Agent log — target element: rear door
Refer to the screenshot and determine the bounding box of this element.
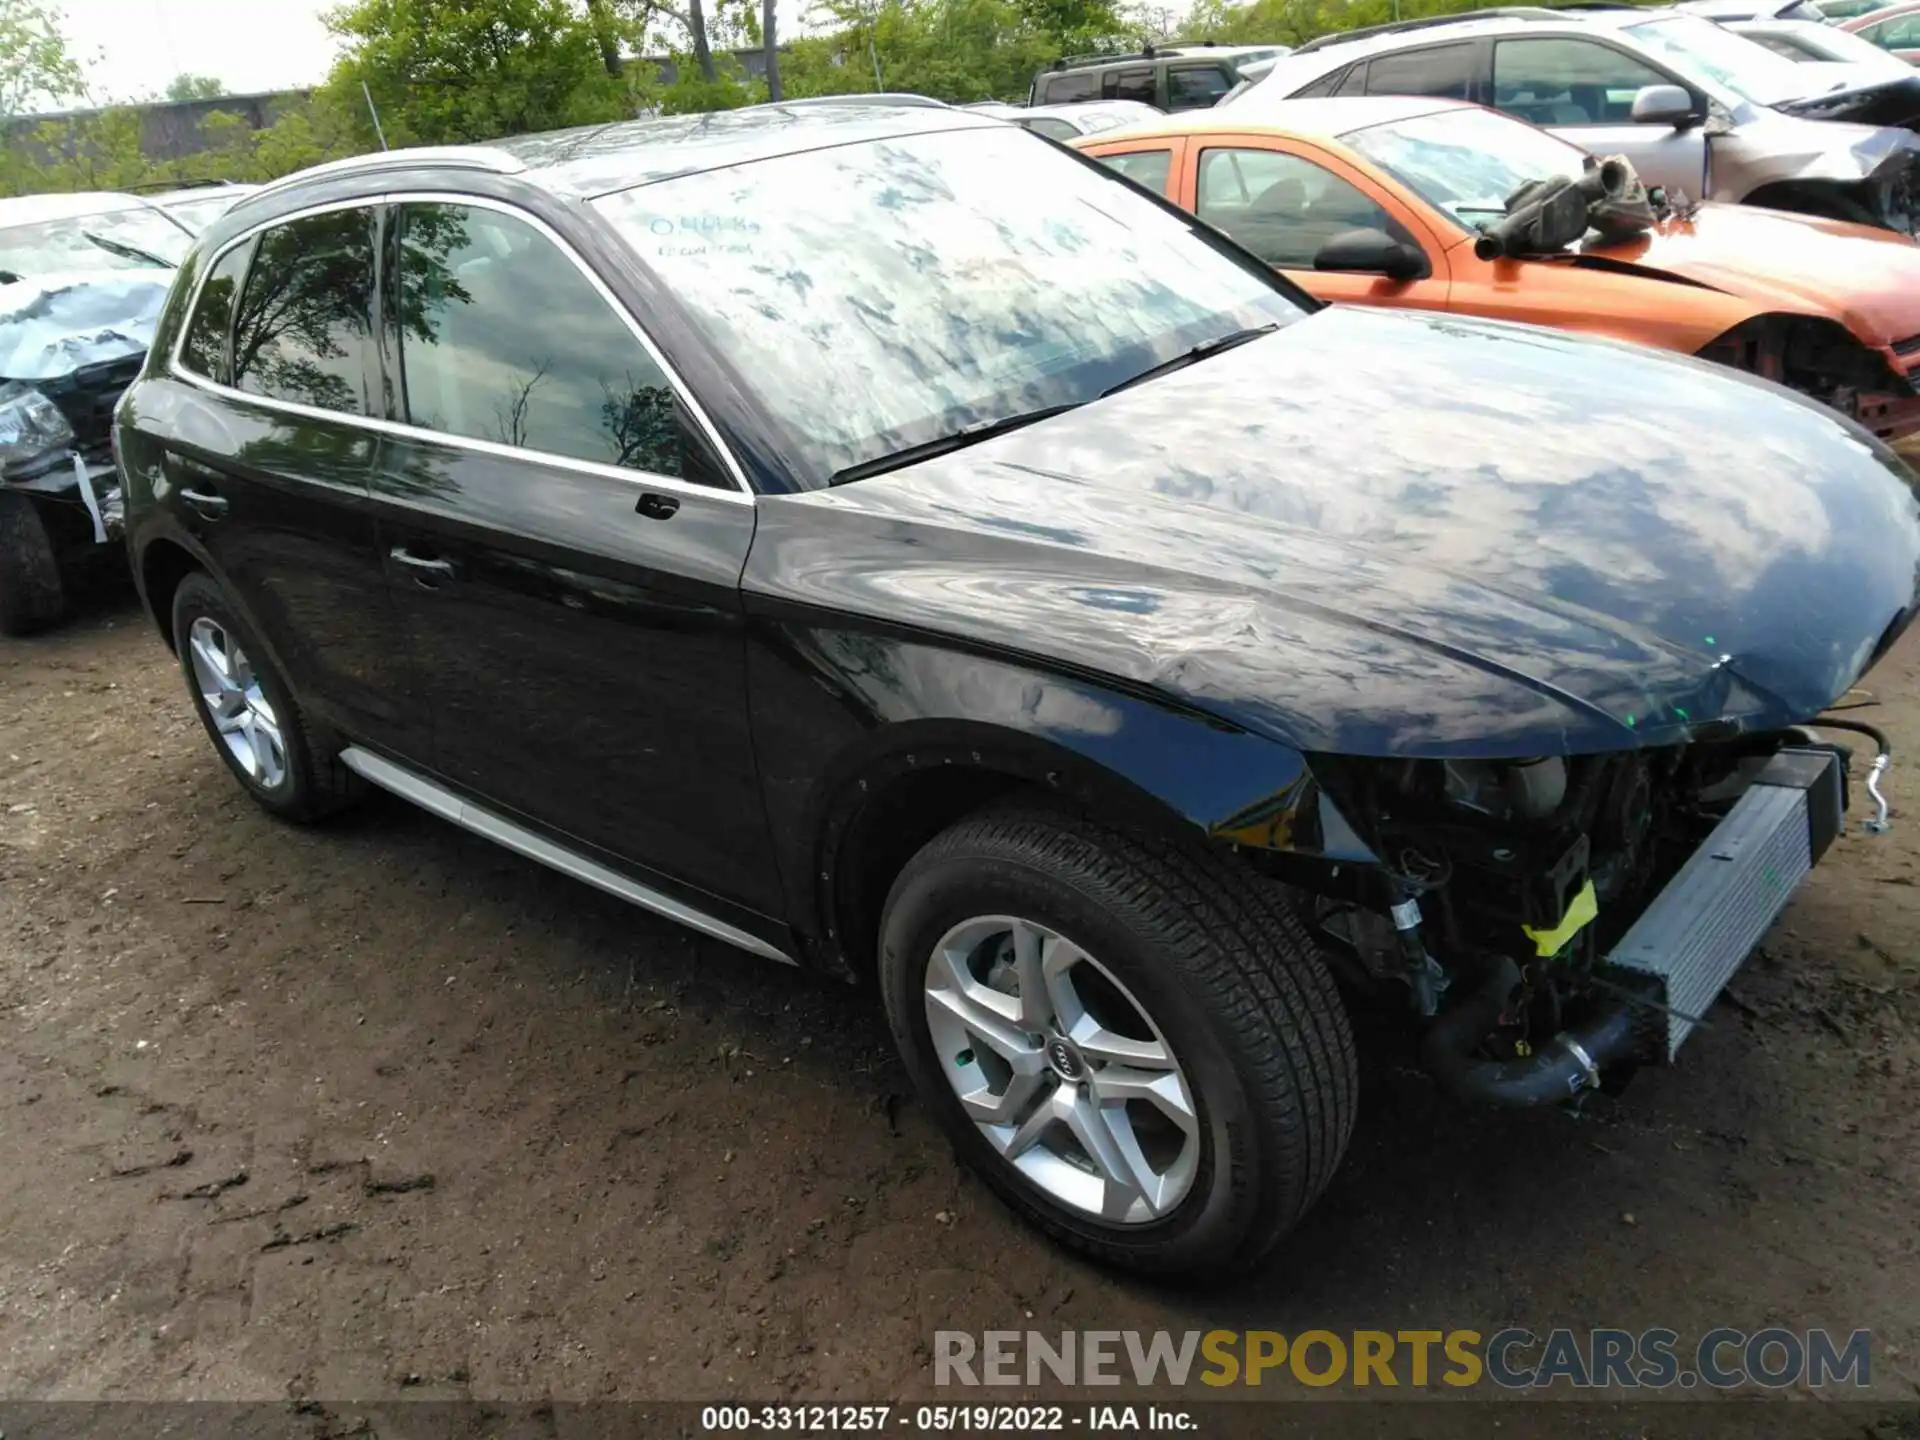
[159,203,416,752]
[1488,36,1710,197]
[368,196,783,919]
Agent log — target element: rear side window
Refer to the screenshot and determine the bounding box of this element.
[1096,149,1174,194]
[1292,68,1346,99]
[392,201,690,479]
[1041,71,1099,103]
[1363,42,1476,99]
[230,208,378,415]
[1103,67,1156,103]
[1167,64,1233,109]
[178,242,250,383]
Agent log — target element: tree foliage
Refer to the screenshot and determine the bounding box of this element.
[320,0,627,146]
[164,72,225,102]
[1,0,83,118]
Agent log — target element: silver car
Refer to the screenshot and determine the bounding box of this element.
[962,99,1166,140]
[1231,7,1920,231]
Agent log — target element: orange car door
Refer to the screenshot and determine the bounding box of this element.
[1184,136,1452,313]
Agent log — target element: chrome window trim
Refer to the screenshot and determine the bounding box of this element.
[166,189,755,504]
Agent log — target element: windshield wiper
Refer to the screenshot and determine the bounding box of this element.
[829,402,1081,485]
[81,230,176,270]
[1099,323,1279,398]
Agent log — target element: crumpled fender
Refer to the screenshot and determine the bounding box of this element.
[1713,118,1920,192]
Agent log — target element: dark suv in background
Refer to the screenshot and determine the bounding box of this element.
[1031,42,1288,110]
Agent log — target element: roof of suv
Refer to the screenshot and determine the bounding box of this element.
[1289,5,1661,61]
[230,101,1000,215]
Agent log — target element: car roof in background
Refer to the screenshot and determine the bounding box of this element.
[1026,99,1163,122]
[1086,94,1470,145]
[0,191,145,227]
[230,101,1003,215]
[1288,5,1664,62]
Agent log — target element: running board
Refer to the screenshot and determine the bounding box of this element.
[338,747,798,966]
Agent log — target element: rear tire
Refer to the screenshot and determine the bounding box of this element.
[170,571,360,822]
[0,490,67,636]
[878,802,1356,1277]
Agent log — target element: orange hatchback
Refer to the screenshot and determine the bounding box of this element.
[1073,97,1920,440]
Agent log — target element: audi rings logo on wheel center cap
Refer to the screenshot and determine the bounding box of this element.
[1045,1037,1085,1081]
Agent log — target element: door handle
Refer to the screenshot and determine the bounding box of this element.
[389,546,456,586]
[635,492,680,521]
[179,487,229,520]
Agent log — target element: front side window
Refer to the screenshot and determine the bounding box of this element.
[230,208,378,415]
[1096,148,1174,194]
[392,202,686,479]
[1363,43,1476,100]
[1345,105,1587,228]
[1196,147,1398,268]
[1103,67,1157,104]
[1167,64,1233,109]
[1492,37,1669,125]
[593,126,1304,487]
[179,242,250,382]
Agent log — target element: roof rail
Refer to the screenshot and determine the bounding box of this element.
[1293,6,1591,54]
[237,145,527,207]
[1049,43,1164,70]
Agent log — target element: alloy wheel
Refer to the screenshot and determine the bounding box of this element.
[187,615,288,790]
[924,915,1200,1224]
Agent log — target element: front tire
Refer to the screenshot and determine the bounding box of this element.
[0,490,67,636]
[171,571,359,822]
[879,803,1357,1277]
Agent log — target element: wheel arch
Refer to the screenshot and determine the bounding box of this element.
[797,707,1329,985]
[137,534,203,652]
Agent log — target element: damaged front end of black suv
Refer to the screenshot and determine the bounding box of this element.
[1297,727,1883,1107]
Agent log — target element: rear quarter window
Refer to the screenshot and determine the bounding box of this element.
[178,242,251,384]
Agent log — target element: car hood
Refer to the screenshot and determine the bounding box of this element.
[1573,201,1920,344]
[747,306,1920,759]
[0,268,168,383]
[1775,71,1920,128]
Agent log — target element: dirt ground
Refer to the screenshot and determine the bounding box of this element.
[3,579,1919,1436]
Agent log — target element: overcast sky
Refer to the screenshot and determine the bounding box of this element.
[60,0,340,103]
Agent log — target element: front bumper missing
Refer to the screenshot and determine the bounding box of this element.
[1607,748,1844,1059]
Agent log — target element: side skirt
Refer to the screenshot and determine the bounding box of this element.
[338,746,800,967]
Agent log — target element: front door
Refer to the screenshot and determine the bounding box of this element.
[368,198,782,919]
[1186,140,1454,313]
[1489,37,1710,199]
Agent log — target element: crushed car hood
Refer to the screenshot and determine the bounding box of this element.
[1776,72,1920,130]
[1572,201,1920,345]
[0,268,169,383]
[748,306,1920,759]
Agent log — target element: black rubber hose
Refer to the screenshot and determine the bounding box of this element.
[1421,956,1642,1108]
[1812,716,1891,757]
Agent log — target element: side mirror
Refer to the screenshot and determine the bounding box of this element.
[1312,227,1429,282]
[1630,83,1699,126]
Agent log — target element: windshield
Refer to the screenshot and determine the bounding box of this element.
[1625,14,1814,105]
[1345,107,1587,226]
[0,204,192,280]
[593,125,1304,487]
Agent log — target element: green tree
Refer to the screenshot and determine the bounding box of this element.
[164,72,226,101]
[321,0,629,146]
[0,0,83,117]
